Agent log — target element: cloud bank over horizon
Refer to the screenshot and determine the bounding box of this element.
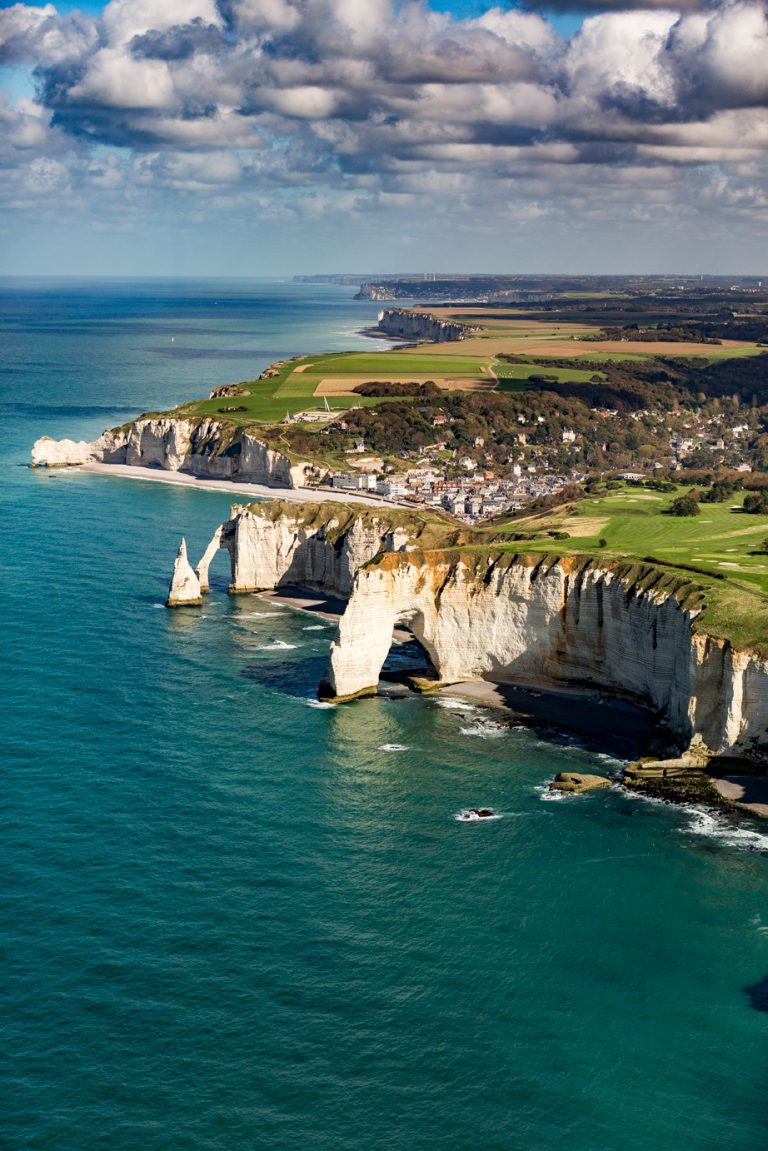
[1,0,766,274]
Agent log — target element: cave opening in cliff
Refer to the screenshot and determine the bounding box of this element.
[379,618,439,689]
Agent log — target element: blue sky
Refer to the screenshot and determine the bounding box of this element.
[1,0,766,275]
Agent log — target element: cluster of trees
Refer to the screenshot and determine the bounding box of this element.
[665,479,745,516]
[668,495,701,517]
[700,479,740,503]
[277,348,768,480]
[744,491,768,514]
[352,382,442,398]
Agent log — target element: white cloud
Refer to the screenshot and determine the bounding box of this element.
[101,0,223,45]
[0,0,765,268]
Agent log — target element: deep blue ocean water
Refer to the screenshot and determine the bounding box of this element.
[3,278,768,1150]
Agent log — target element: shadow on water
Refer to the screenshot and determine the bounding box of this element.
[240,653,329,697]
[744,976,768,1011]
[486,683,659,760]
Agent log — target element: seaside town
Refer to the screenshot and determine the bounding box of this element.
[290,399,761,522]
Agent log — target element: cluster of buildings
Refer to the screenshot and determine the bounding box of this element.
[326,461,586,521]
[309,403,762,521]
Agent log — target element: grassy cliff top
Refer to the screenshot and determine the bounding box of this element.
[145,309,766,429]
[244,484,768,657]
[482,483,768,655]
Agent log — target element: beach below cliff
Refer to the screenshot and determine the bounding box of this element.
[78,461,403,508]
[712,776,768,817]
[439,679,656,759]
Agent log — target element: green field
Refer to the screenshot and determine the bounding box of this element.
[289,351,490,377]
[172,349,494,425]
[487,484,768,652]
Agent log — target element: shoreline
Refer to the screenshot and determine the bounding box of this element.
[712,776,768,818]
[73,462,407,508]
[238,589,768,818]
[261,587,656,759]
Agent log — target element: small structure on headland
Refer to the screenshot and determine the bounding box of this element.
[166,538,203,607]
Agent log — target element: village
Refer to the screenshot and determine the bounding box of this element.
[290,399,762,522]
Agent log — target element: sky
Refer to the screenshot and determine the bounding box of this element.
[0,0,766,276]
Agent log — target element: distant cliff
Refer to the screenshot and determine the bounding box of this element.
[31,417,310,488]
[167,502,768,762]
[356,277,556,302]
[374,308,480,343]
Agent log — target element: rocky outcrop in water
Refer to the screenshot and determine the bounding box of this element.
[375,309,480,343]
[550,773,612,793]
[166,538,203,606]
[31,417,310,488]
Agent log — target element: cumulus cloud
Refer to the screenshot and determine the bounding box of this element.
[0,0,765,258]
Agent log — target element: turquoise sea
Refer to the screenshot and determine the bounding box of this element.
[3,278,768,1150]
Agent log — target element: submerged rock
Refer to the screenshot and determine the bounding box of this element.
[549,772,612,794]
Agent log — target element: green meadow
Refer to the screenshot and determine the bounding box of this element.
[290,351,490,377]
[489,484,768,653]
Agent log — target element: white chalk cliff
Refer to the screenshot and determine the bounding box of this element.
[375,308,480,343]
[165,501,768,760]
[325,550,768,759]
[31,417,309,488]
[178,500,431,600]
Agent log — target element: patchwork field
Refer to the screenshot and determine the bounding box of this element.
[169,305,764,426]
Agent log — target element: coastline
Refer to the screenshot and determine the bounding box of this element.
[260,589,658,760]
[249,607,768,817]
[712,776,768,818]
[439,678,655,759]
[75,462,406,508]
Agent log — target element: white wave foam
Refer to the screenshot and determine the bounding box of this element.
[306,699,337,709]
[535,783,570,802]
[621,787,768,854]
[302,624,327,631]
[460,721,507,739]
[436,698,477,712]
[377,743,411,751]
[594,751,626,769]
[454,808,502,823]
[256,640,297,651]
[682,807,768,852]
[247,611,285,617]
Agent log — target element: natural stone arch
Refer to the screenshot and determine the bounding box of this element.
[373,606,441,693]
[195,524,235,593]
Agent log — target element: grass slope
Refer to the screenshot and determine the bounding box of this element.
[489,484,768,653]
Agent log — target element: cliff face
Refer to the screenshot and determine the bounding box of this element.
[164,503,768,759]
[375,308,479,343]
[177,500,435,600]
[325,551,768,759]
[31,418,309,488]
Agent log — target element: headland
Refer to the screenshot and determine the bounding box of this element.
[31,276,768,812]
